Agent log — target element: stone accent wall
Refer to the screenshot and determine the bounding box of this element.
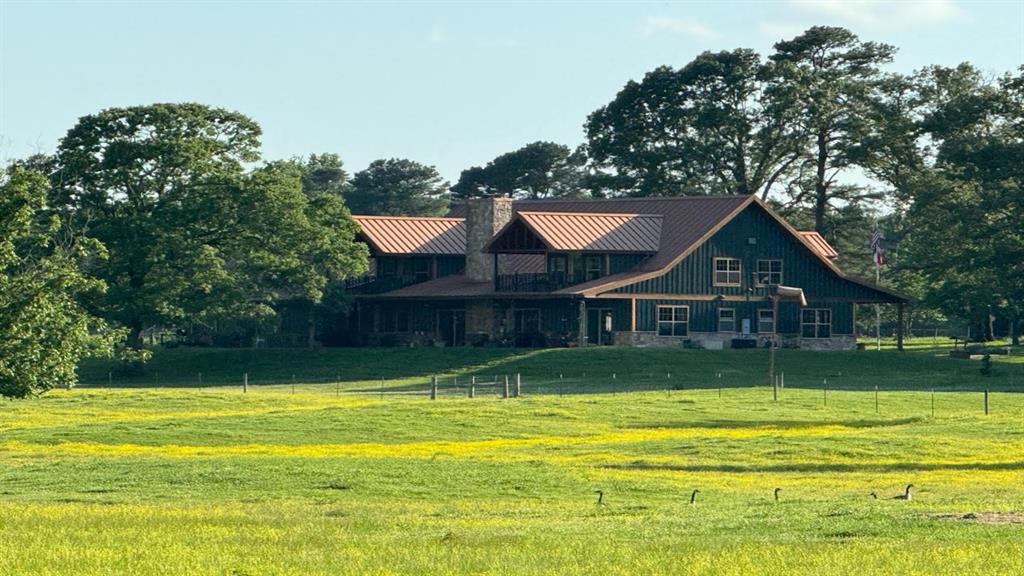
[465,197,513,282]
[465,300,496,343]
[613,331,856,350]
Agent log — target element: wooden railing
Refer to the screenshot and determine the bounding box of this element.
[495,272,572,292]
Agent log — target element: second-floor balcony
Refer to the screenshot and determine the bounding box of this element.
[345,274,428,294]
[496,272,574,293]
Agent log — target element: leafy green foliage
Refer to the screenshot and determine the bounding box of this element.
[451,141,587,199]
[0,167,120,398]
[50,104,368,349]
[586,49,804,197]
[770,26,896,232]
[347,158,449,216]
[903,66,1024,342]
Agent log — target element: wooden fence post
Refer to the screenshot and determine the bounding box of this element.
[984,389,989,415]
[470,376,475,399]
[431,376,437,400]
[515,373,521,398]
[772,374,777,401]
[243,373,248,393]
[503,375,510,399]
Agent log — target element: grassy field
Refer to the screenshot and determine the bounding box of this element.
[3,344,1024,574]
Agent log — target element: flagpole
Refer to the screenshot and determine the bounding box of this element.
[875,263,881,351]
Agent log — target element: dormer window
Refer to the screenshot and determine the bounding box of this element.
[713,257,742,287]
[584,255,603,281]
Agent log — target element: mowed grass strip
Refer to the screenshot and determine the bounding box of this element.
[3,376,1024,575]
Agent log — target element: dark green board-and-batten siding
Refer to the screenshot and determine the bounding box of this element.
[610,204,886,302]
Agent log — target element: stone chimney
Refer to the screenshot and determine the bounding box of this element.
[464,197,512,282]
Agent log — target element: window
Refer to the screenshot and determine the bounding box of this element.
[758,309,774,334]
[381,308,410,333]
[801,308,832,339]
[411,258,431,282]
[584,255,604,281]
[549,255,567,274]
[756,259,783,286]
[718,308,736,333]
[379,258,398,278]
[514,309,541,333]
[714,257,742,286]
[657,305,689,337]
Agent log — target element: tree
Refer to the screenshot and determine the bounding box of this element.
[451,141,587,199]
[51,103,367,349]
[298,153,350,198]
[51,103,262,348]
[903,66,1024,343]
[770,26,897,232]
[347,159,449,216]
[259,158,369,346]
[1,166,119,398]
[585,49,804,197]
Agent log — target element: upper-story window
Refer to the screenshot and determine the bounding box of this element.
[584,255,604,281]
[549,255,567,276]
[379,258,398,278]
[411,258,431,282]
[756,259,783,286]
[713,257,742,287]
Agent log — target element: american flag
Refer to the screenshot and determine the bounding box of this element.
[870,230,884,266]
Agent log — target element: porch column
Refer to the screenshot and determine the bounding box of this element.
[630,297,637,332]
[897,302,905,352]
[579,299,587,346]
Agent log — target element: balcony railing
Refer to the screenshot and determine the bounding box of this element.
[345,274,428,294]
[495,272,573,293]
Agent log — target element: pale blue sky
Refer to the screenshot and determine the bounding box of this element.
[2,1,1022,183]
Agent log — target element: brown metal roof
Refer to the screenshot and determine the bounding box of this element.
[799,231,839,260]
[514,211,662,253]
[363,196,907,303]
[352,215,465,255]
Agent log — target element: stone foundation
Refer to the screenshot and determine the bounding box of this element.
[612,331,856,350]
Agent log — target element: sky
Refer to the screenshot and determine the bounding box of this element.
[1,0,1022,184]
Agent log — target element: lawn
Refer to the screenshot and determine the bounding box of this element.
[3,344,1024,575]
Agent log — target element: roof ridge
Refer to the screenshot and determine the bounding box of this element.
[518,211,663,218]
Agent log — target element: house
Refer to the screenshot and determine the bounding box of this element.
[347,196,908,350]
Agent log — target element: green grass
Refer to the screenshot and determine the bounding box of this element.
[78,339,1024,394]
[4,346,1024,574]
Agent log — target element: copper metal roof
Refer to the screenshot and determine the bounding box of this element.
[352,215,465,255]
[798,231,839,260]
[514,211,662,253]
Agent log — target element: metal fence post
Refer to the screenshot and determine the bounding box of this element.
[430,376,437,400]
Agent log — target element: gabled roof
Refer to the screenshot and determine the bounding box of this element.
[490,211,662,253]
[799,231,839,260]
[352,215,465,256]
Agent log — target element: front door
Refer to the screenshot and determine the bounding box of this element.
[437,310,466,346]
[586,308,614,345]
